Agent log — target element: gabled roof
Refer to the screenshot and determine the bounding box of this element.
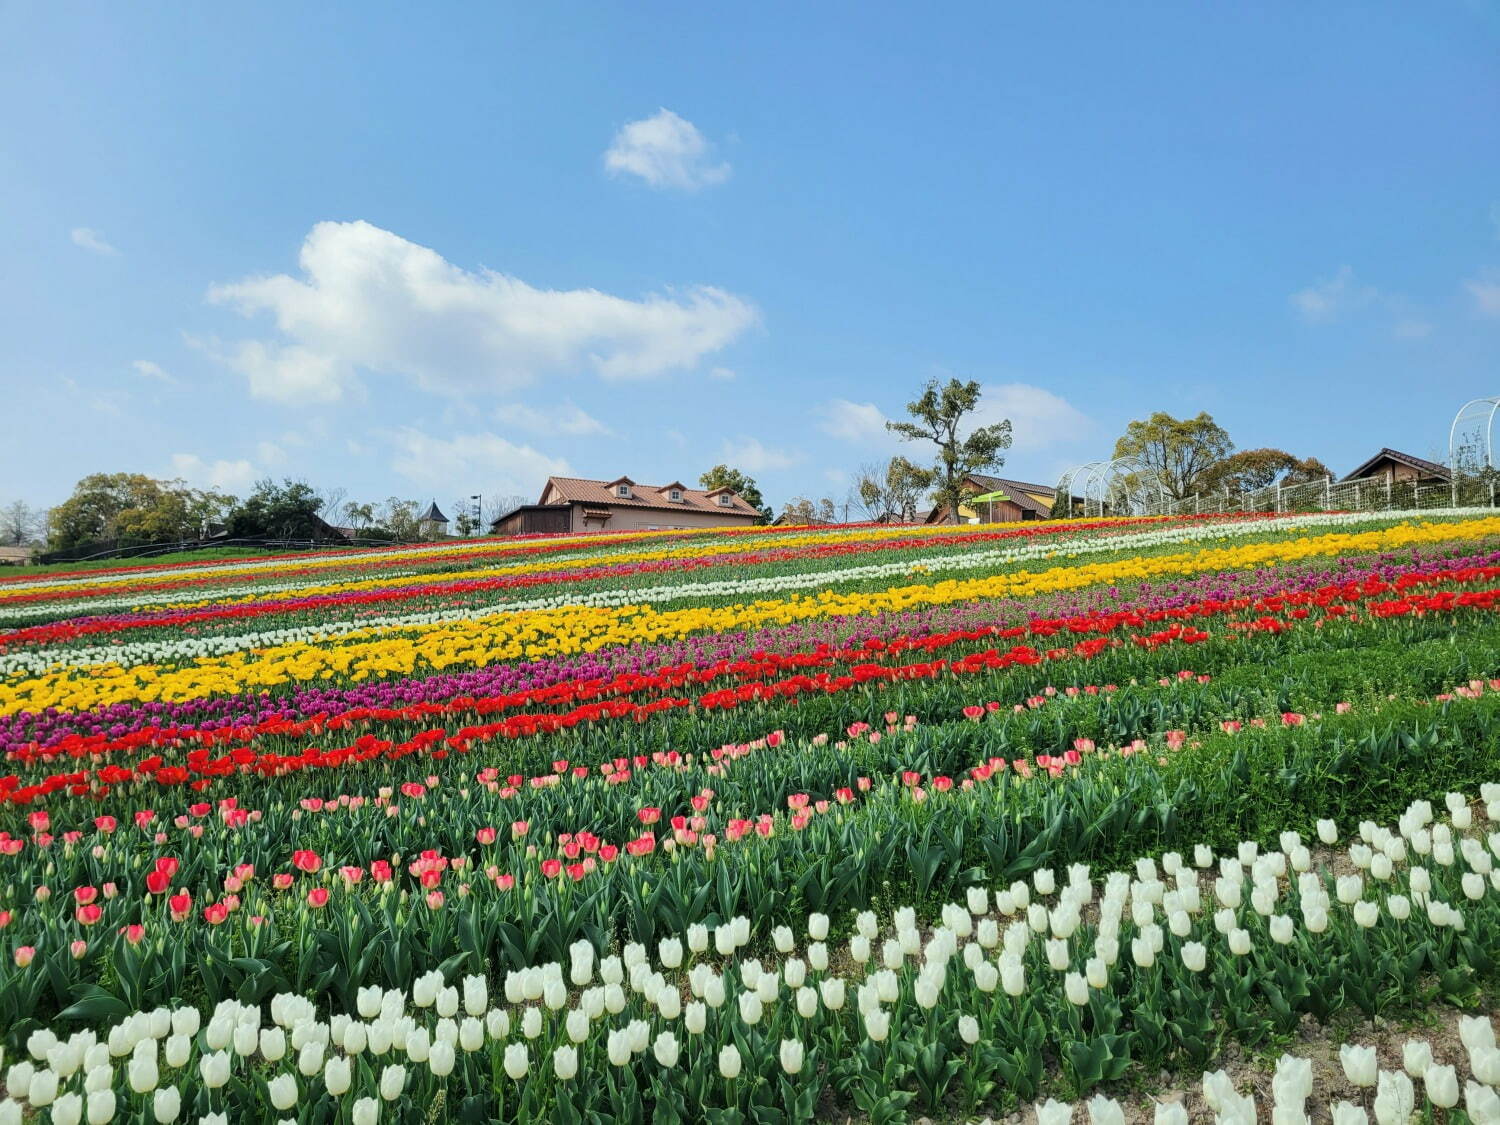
[539,476,761,517]
[418,501,448,523]
[1341,448,1451,483]
[965,474,1053,516]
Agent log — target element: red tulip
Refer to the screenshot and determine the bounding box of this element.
[306,888,330,908]
[76,903,102,926]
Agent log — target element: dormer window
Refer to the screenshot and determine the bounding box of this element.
[616,484,631,498]
[670,488,682,501]
[718,493,733,507]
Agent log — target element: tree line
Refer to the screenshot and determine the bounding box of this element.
[3,389,1340,553]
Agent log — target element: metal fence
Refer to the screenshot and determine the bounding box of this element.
[36,535,407,566]
[1139,475,1500,518]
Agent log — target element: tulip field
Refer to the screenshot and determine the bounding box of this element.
[6,509,1500,1123]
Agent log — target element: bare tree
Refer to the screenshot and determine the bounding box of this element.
[0,500,41,546]
[852,457,936,523]
[317,486,348,524]
[484,494,529,527]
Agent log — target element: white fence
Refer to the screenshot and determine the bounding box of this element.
[1139,475,1500,518]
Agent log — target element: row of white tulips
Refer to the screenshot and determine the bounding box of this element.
[4,785,1500,1121]
[5,508,1473,675]
[1029,1037,1500,1125]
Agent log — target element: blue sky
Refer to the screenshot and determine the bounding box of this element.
[3,2,1498,518]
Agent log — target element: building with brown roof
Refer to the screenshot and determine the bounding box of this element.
[1341,448,1451,485]
[490,476,763,536]
[923,473,1060,524]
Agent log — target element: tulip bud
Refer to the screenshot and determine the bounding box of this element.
[1341,1044,1378,1088]
[718,1044,742,1078]
[152,1086,181,1123]
[959,1016,980,1045]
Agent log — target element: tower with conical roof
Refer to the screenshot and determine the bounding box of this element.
[417,500,449,539]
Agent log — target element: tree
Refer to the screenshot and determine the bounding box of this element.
[453,499,479,537]
[379,498,420,542]
[47,473,237,549]
[226,479,328,539]
[1198,448,1331,495]
[886,378,1012,522]
[1112,412,1234,501]
[0,501,42,546]
[342,501,376,533]
[779,496,838,524]
[698,466,772,522]
[854,457,936,523]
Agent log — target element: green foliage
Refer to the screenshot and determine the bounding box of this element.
[699,465,772,521]
[1113,412,1233,500]
[47,472,238,550]
[225,478,329,539]
[886,379,1012,522]
[1197,448,1330,495]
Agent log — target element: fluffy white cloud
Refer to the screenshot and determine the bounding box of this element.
[720,436,799,472]
[385,427,570,495]
[131,360,178,384]
[1291,266,1376,322]
[1467,276,1500,318]
[817,399,890,443]
[817,383,1093,457]
[604,109,731,190]
[495,401,610,436]
[71,227,119,256]
[169,453,260,493]
[208,221,757,404]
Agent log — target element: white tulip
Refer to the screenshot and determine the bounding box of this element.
[324,1055,351,1096]
[351,1097,379,1125]
[1426,1064,1460,1108]
[553,1045,578,1081]
[268,1074,298,1111]
[1087,1094,1125,1125]
[1153,1101,1188,1125]
[1329,1101,1368,1125]
[426,1044,453,1080]
[1341,1045,1378,1087]
[152,1086,181,1123]
[1035,1098,1074,1125]
[1402,1040,1432,1078]
[503,1043,527,1081]
[1467,1081,1500,1125]
[779,1039,804,1075]
[718,1044,742,1078]
[1374,1070,1414,1125]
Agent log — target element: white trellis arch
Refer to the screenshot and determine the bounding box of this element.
[1055,456,1162,517]
[1449,397,1500,474]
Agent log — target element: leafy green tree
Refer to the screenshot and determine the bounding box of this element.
[47,473,237,549]
[1198,448,1331,495]
[886,378,1012,522]
[379,498,421,542]
[226,479,328,539]
[1113,412,1234,501]
[698,466,772,522]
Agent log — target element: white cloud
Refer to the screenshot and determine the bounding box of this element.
[972,383,1095,455]
[719,436,799,472]
[386,426,570,495]
[207,221,756,404]
[495,401,610,436]
[604,109,731,191]
[1467,276,1500,318]
[71,227,119,256]
[817,383,1093,457]
[131,360,178,384]
[1291,266,1376,322]
[255,441,288,466]
[169,453,259,493]
[817,399,891,443]
[709,366,736,381]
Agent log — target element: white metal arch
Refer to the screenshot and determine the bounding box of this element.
[1056,456,1161,517]
[1449,397,1500,474]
